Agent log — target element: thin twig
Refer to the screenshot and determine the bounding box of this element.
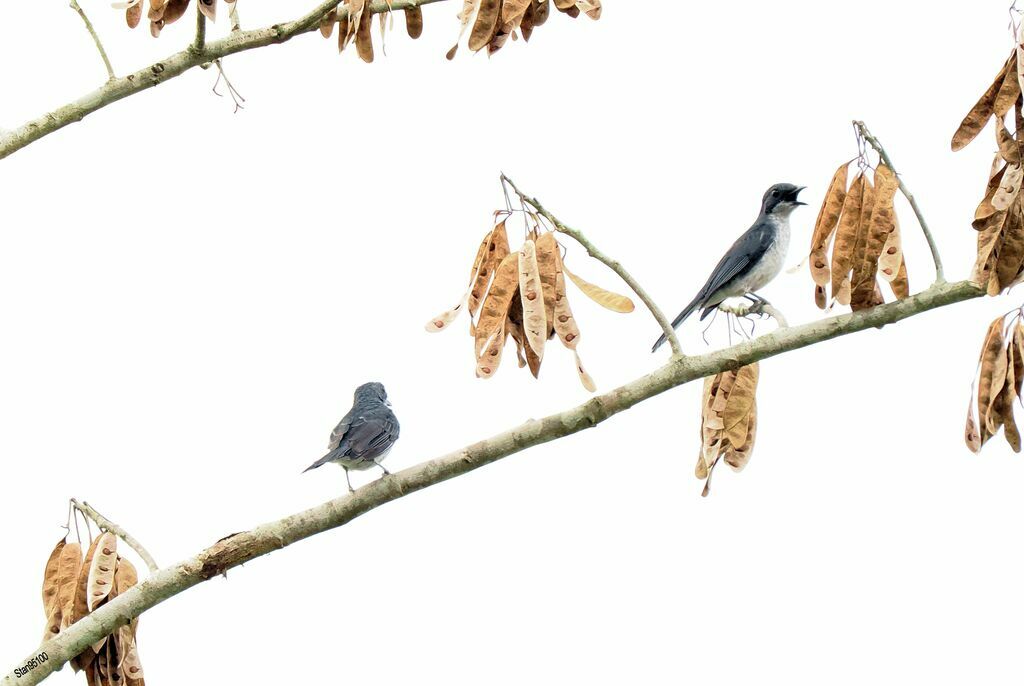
[69,0,115,81]
[853,120,945,284]
[71,499,159,573]
[3,279,984,686]
[228,0,241,31]
[194,3,207,51]
[500,174,685,358]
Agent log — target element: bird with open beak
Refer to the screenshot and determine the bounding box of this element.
[652,183,806,352]
[303,381,400,493]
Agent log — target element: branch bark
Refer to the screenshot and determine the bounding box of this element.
[71,499,160,574]
[501,174,686,358]
[853,120,945,284]
[0,0,449,160]
[3,278,983,686]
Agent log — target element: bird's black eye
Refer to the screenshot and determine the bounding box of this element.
[772,190,780,197]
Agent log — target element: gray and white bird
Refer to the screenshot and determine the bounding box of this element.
[652,183,806,352]
[303,381,400,493]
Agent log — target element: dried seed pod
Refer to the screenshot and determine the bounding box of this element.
[87,533,118,612]
[723,363,758,449]
[56,542,83,630]
[1003,345,1022,452]
[41,539,66,620]
[851,164,898,310]
[725,402,756,471]
[878,212,904,283]
[993,162,1023,211]
[476,323,507,379]
[531,0,550,24]
[501,0,531,30]
[534,232,559,338]
[469,0,501,52]
[978,318,1007,443]
[830,173,865,300]
[320,8,338,37]
[160,0,190,25]
[995,52,1022,119]
[126,2,143,28]
[965,395,983,453]
[809,162,850,287]
[562,265,635,313]
[355,7,374,63]
[405,6,423,38]
[199,0,217,21]
[552,255,581,350]
[996,115,1022,165]
[996,209,1024,290]
[474,253,519,358]
[519,239,548,358]
[952,52,1014,151]
[574,350,596,392]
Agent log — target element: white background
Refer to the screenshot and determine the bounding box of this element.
[1,1,1022,684]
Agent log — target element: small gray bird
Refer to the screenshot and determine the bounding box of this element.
[303,381,400,493]
[652,183,805,352]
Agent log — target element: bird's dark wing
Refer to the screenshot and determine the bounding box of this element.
[342,410,400,459]
[652,223,774,352]
[694,223,774,305]
[304,405,400,472]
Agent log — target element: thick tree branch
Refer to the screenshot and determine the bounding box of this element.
[501,174,685,358]
[3,278,982,686]
[854,120,945,284]
[69,0,116,82]
[71,499,159,574]
[0,0,449,160]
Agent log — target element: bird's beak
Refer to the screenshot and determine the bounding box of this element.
[385,399,393,407]
[788,186,807,206]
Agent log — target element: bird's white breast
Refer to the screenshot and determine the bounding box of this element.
[734,215,790,295]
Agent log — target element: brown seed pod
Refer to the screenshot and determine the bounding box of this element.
[355,7,374,63]
[519,239,548,359]
[531,0,550,25]
[851,164,898,310]
[830,173,865,300]
[808,162,850,287]
[41,539,66,621]
[952,52,1014,151]
[469,0,501,52]
[405,6,423,38]
[562,265,635,313]
[534,232,559,339]
[476,323,507,379]
[87,532,118,613]
[199,0,217,21]
[552,254,581,350]
[320,8,338,38]
[126,1,143,28]
[474,253,520,358]
[978,318,1007,443]
[574,350,596,392]
[56,542,83,631]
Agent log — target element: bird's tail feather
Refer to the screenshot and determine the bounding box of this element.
[651,296,702,352]
[302,450,340,473]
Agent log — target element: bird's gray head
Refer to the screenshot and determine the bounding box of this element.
[354,381,389,405]
[760,183,806,218]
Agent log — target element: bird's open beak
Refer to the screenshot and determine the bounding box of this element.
[788,186,807,206]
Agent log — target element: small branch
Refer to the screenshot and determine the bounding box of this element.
[71,499,159,574]
[501,174,685,358]
[2,279,983,686]
[719,300,789,328]
[194,3,207,51]
[69,0,115,81]
[0,0,449,160]
[854,120,945,284]
[228,0,241,31]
